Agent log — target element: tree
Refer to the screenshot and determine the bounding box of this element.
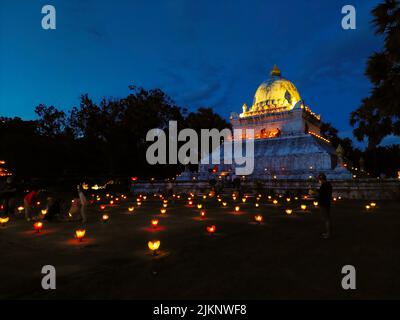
[35,104,66,137]
[320,121,361,168]
[350,0,400,148]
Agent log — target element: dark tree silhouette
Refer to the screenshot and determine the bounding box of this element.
[350,0,400,149]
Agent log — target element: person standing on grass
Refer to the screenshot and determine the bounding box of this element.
[24,188,38,221]
[1,176,17,216]
[318,173,333,239]
[77,184,87,223]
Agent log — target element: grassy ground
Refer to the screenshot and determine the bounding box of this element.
[0,193,399,299]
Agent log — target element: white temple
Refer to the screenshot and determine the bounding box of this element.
[197,65,352,181]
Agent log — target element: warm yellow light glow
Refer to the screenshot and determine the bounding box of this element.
[160,208,166,214]
[41,209,47,215]
[273,200,278,205]
[234,206,240,212]
[197,204,203,209]
[370,202,376,207]
[301,205,307,210]
[163,203,168,208]
[0,216,10,226]
[222,202,227,207]
[285,209,293,215]
[137,202,142,206]
[75,229,86,241]
[365,205,371,210]
[102,214,110,222]
[109,200,114,205]
[241,198,246,203]
[268,195,272,200]
[254,215,263,223]
[313,201,319,207]
[128,206,135,212]
[255,203,260,208]
[17,206,24,213]
[148,240,160,252]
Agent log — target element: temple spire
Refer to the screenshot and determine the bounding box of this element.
[270,64,281,77]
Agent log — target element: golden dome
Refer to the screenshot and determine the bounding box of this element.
[248,65,301,114]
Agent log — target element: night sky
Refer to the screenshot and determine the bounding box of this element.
[1,0,396,146]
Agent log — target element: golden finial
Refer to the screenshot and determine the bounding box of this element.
[270,64,281,77]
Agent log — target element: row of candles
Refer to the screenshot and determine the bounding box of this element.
[0,192,379,256]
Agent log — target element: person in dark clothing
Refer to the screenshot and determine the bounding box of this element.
[318,173,333,239]
[44,196,61,221]
[1,177,17,216]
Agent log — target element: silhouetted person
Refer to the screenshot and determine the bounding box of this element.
[77,184,87,223]
[318,173,332,239]
[44,196,61,221]
[1,177,17,216]
[24,189,38,221]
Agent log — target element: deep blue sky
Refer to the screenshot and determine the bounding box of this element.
[1,0,397,146]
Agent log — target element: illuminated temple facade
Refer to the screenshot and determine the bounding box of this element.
[197,65,352,181]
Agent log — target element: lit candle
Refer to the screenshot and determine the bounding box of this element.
[151,219,159,228]
[148,240,161,255]
[254,215,263,223]
[234,206,240,212]
[160,208,167,214]
[0,217,9,227]
[206,225,216,235]
[197,204,203,209]
[273,200,278,205]
[285,209,293,215]
[313,201,319,207]
[301,204,307,210]
[34,221,43,233]
[75,229,86,242]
